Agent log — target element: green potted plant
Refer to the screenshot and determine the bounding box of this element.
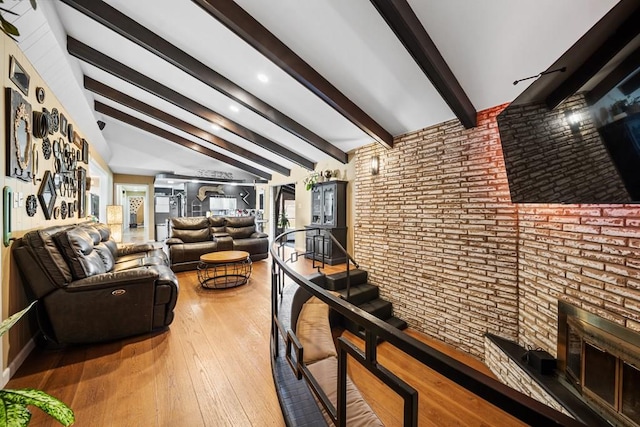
[0,301,74,426]
[303,172,320,191]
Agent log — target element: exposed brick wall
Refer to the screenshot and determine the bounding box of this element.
[355,106,519,358]
[484,337,572,417]
[354,105,640,362]
[498,94,629,203]
[517,204,640,356]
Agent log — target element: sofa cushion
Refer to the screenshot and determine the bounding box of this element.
[226,225,255,239]
[171,216,210,230]
[308,356,383,427]
[22,225,74,286]
[296,296,337,364]
[171,227,211,243]
[92,223,112,242]
[54,227,107,280]
[208,216,226,227]
[225,216,256,228]
[94,243,116,272]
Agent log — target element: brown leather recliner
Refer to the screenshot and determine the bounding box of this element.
[13,222,179,346]
[166,216,268,272]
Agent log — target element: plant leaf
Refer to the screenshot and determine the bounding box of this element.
[0,397,32,427]
[0,302,36,338]
[0,16,19,37]
[0,389,74,426]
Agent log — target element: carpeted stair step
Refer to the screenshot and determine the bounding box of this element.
[324,269,368,291]
[337,283,379,305]
[386,316,408,331]
[358,298,393,321]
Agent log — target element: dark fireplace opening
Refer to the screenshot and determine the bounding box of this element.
[559,302,640,427]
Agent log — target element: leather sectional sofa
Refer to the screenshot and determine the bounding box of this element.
[166,216,268,272]
[13,222,179,346]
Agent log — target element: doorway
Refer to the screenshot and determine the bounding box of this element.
[273,183,295,244]
[115,184,151,243]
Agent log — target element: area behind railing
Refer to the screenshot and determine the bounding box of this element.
[270,228,586,427]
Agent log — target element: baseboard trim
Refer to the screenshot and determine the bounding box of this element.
[1,337,36,388]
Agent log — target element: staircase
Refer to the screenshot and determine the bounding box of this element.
[309,269,408,336]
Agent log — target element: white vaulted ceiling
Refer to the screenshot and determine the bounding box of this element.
[5,0,620,180]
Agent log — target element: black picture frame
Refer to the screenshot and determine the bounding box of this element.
[38,170,57,220]
[60,114,67,136]
[77,166,86,218]
[9,56,30,96]
[82,139,89,164]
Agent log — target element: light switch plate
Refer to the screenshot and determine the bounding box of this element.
[18,192,24,207]
[13,192,18,208]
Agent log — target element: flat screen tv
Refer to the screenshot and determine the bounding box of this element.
[498,1,640,203]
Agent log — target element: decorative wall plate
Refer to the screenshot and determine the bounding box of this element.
[32,111,49,139]
[60,200,67,219]
[38,170,57,220]
[36,87,45,104]
[26,195,37,217]
[50,108,59,133]
[42,137,52,160]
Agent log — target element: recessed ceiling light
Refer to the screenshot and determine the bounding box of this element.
[211,123,221,131]
[229,105,240,113]
[257,73,269,83]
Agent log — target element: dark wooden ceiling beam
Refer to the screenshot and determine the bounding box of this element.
[546,5,640,109]
[191,0,394,149]
[85,76,291,176]
[95,101,272,180]
[369,0,476,129]
[59,0,347,164]
[67,36,313,171]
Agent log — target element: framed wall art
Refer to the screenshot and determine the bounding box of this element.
[38,170,57,220]
[9,56,30,96]
[5,88,33,182]
[60,114,67,136]
[77,166,86,218]
[82,139,89,164]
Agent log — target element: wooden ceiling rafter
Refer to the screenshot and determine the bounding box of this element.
[545,5,640,110]
[95,101,272,180]
[59,0,347,164]
[66,36,313,171]
[86,76,295,176]
[369,0,476,129]
[192,0,394,149]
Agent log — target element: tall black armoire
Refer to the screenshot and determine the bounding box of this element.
[305,180,347,265]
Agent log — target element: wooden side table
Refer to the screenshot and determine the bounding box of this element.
[197,250,252,289]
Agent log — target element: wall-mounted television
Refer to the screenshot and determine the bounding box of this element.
[498,1,640,203]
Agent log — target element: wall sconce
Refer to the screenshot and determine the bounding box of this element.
[106,205,124,243]
[565,109,582,133]
[370,155,380,175]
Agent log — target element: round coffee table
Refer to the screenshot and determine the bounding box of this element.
[197,250,252,289]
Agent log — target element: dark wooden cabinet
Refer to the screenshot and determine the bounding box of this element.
[305,180,347,265]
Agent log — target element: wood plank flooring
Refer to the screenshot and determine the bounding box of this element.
[7,254,523,426]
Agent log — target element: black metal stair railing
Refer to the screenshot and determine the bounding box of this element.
[270,228,586,427]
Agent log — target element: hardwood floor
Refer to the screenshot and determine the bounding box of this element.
[7,254,524,426]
